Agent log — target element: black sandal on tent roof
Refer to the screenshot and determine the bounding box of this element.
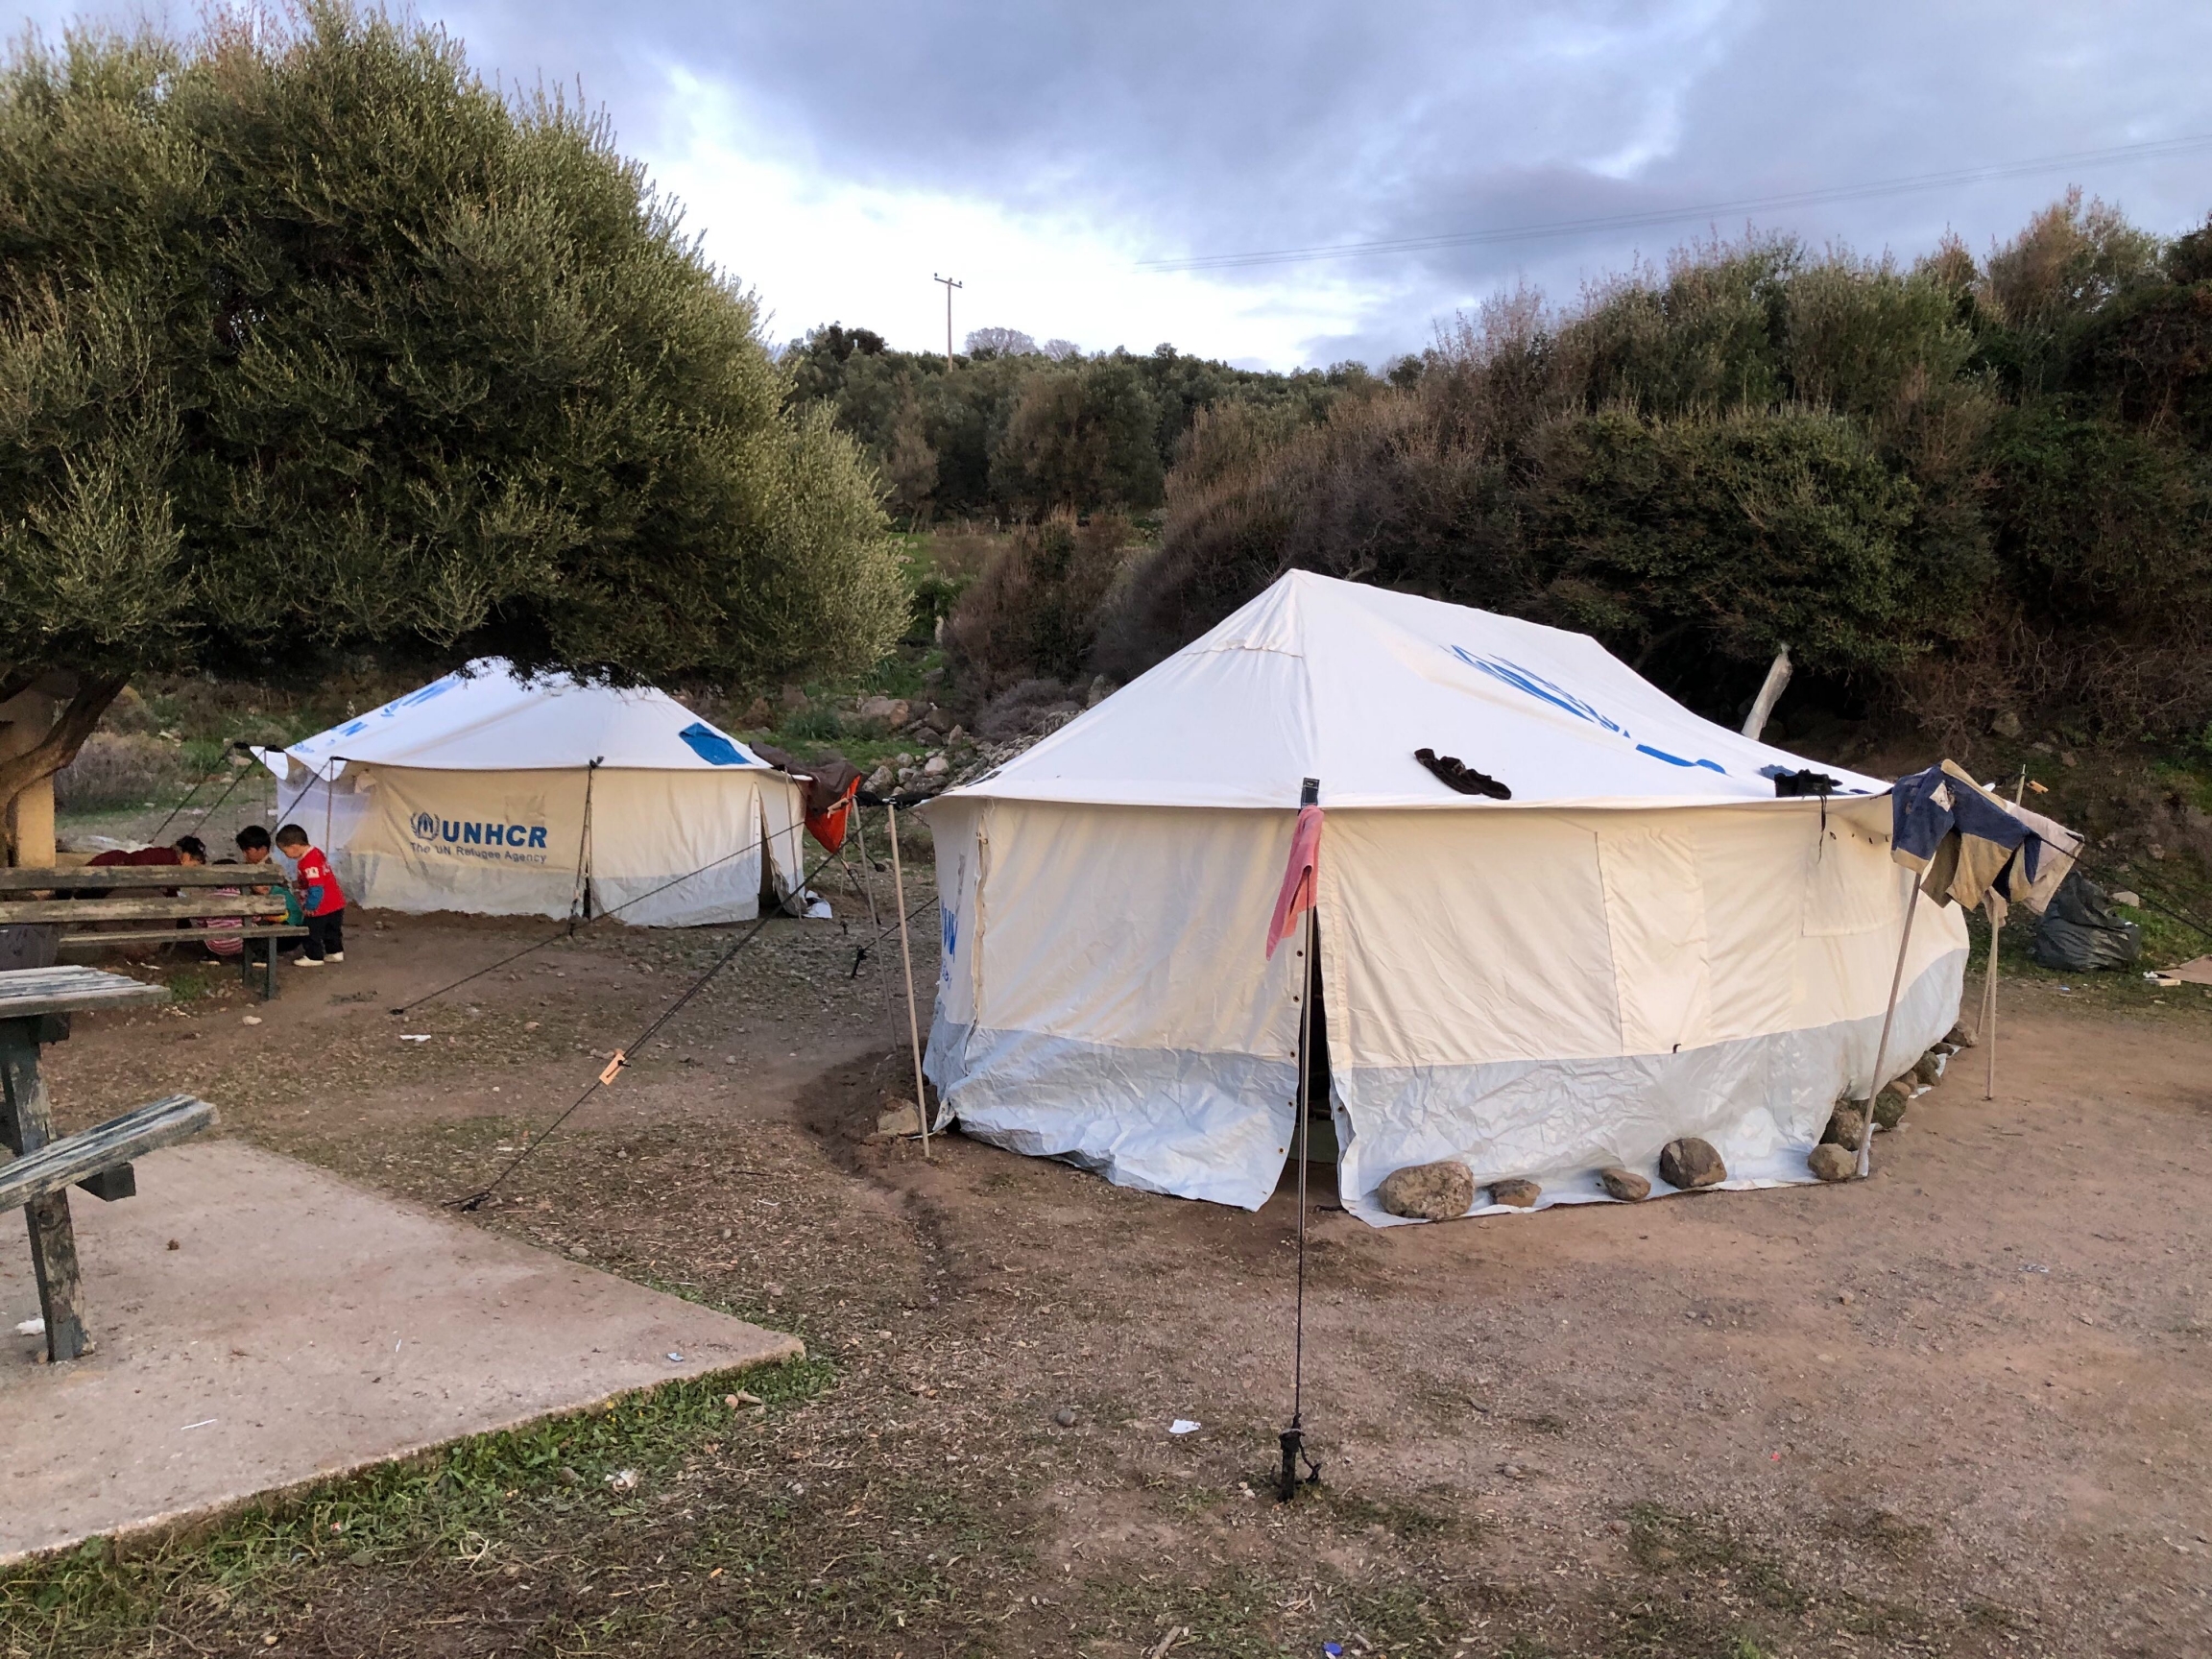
[1413,748,1511,800]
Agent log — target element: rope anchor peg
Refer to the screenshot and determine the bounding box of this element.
[597,1048,628,1087]
[1277,1421,1322,1503]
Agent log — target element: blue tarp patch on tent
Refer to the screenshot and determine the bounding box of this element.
[678,722,756,767]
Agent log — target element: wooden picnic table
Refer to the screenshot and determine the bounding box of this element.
[0,865,306,998]
[0,966,215,1362]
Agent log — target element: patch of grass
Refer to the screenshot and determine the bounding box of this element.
[0,1358,831,1651]
[1079,1567,1472,1659]
[1833,1596,1934,1642]
[1962,1597,2025,1631]
[1843,1505,1933,1562]
[1314,1486,1464,1541]
[164,968,209,1003]
[1623,1503,1806,1615]
[681,1477,1000,1646]
[1599,1599,1785,1659]
[776,705,862,747]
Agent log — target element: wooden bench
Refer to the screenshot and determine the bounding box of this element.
[0,865,307,999]
[1,965,217,1362]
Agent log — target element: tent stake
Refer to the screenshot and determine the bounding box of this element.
[887,803,930,1158]
[1855,868,1920,1179]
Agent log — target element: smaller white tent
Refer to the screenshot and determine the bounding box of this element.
[258,662,805,926]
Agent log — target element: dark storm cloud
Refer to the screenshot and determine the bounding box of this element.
[439,0,2212,357]
[24,0,2212,362]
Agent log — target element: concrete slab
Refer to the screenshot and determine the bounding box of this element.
[0,1140,802,1562]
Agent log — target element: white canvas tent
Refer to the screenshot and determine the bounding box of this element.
[921,572,1969,1225]
[257,662,805,926]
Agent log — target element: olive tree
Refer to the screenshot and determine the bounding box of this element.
[0,5,907,856]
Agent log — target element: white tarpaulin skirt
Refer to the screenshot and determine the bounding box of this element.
[923,794,1970,1223]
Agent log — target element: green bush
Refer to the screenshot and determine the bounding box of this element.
[1529,405,1926,677]
[1090,206,2212,739]
[946,511,1135,692]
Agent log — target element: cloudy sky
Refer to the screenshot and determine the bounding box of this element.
[22,2,2212,368]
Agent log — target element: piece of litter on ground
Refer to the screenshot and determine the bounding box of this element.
[240,1014,262,1026]
[1169,1419,1201,1435]
[665,1351,685,1363]
[2023,1262,2051,1274]
[13,1316,44,1336]
[606,1468,639,1491]
[180,1419,217,1431]
[399,1034,432,1042]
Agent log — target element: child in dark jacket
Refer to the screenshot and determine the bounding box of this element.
[274,823,346,965]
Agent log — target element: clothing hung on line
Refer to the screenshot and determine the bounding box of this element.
[1889,759,2074,919]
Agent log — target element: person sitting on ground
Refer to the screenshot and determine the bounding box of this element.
[273,823,346,966]
[235,826,303,954]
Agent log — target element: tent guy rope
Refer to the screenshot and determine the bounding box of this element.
[389,810,816,1017]
[144,740,260,846]
[450,836,849,1212]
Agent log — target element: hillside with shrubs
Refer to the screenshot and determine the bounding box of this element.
[803,194,2212,770]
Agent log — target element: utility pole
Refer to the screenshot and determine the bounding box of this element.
[932,274,962,369]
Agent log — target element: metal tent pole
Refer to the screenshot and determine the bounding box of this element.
[1855,867,1920,1179]
[1278,776,1322,1503]
[888,803,930,1159]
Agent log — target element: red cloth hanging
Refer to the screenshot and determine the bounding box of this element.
[1265,805,1325,959]
[806,776,862,854]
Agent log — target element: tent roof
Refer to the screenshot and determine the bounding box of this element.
[945,573,1889,810]
[269,661,771,776]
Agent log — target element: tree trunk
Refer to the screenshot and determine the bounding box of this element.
[0,677,126,866]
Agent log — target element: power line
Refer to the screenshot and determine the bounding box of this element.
[1137,132,2212,275]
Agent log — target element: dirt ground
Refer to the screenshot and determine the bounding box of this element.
[15,856,2212,1659]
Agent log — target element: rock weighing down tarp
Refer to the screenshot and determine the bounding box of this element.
[255,662,805,926]
[921,572,1971,1226]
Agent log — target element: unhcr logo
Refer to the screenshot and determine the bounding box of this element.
[409,810,550,850]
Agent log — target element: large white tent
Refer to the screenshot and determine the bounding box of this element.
[921,572,1968,1225]
[257,662,805,926]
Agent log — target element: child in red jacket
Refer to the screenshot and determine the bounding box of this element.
[274,823,346,965]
